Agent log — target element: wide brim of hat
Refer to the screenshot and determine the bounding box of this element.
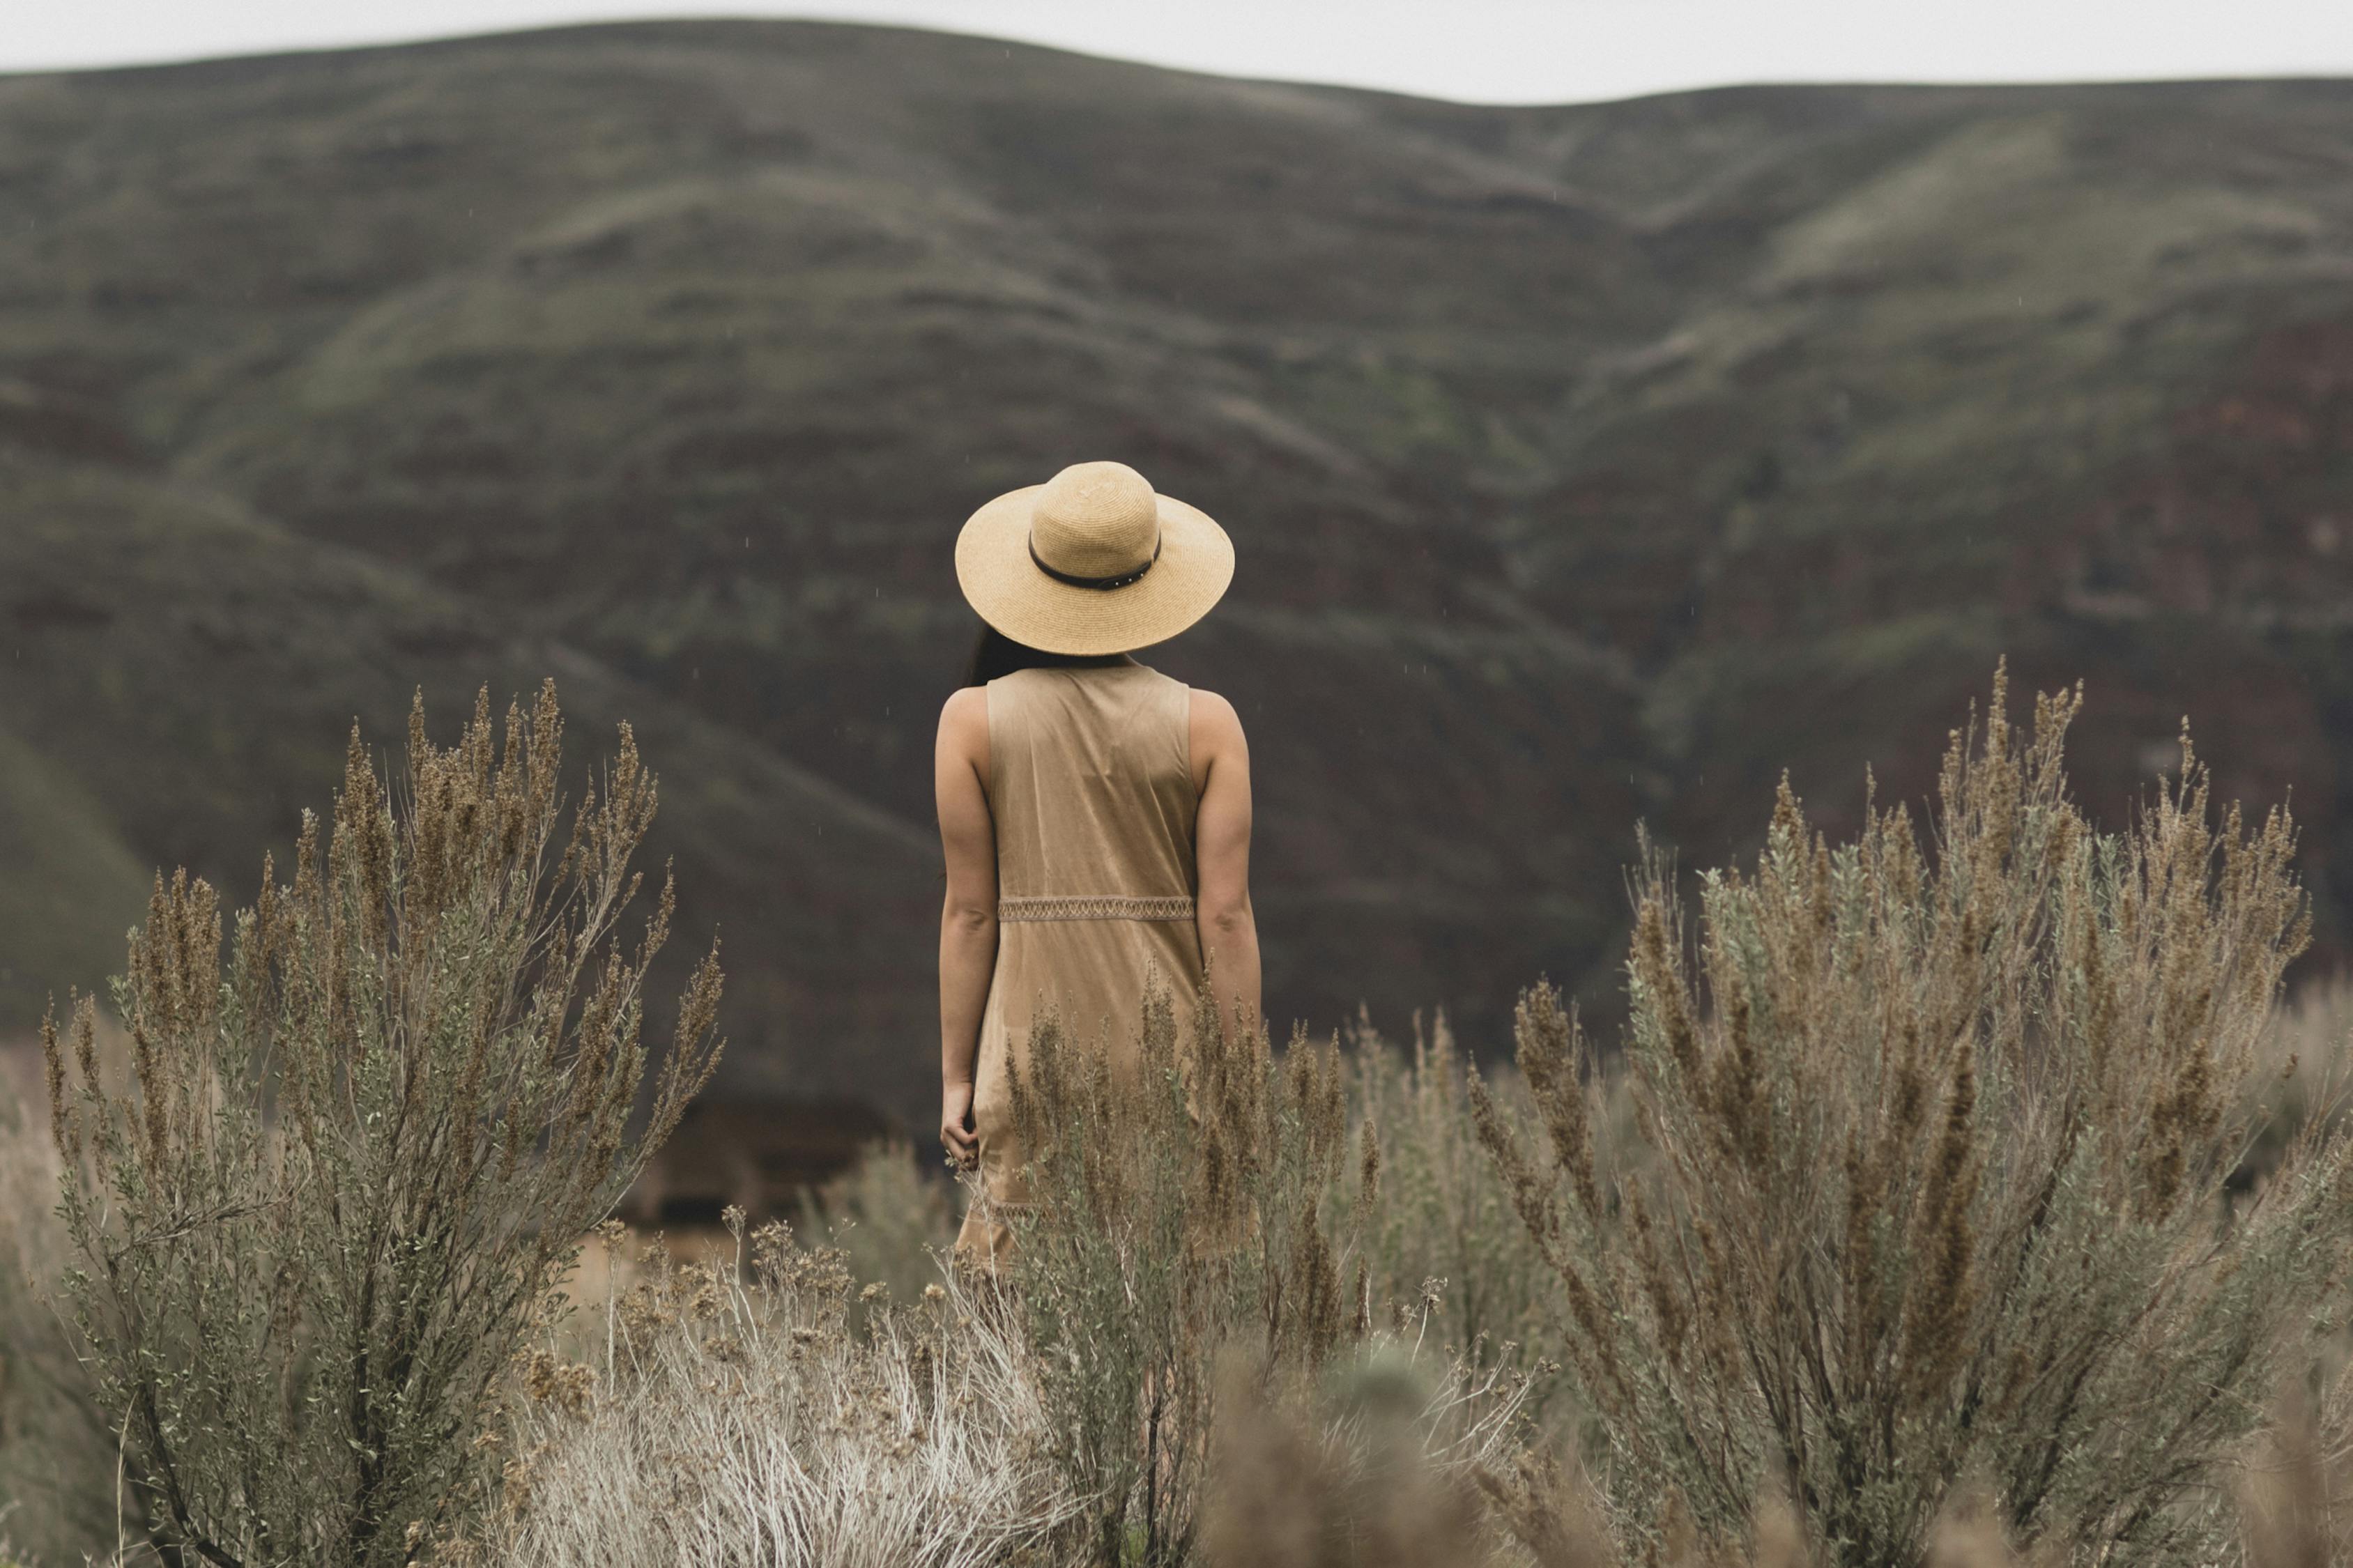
[956,484,1234,656]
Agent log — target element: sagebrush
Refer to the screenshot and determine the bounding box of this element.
[998,967,1541,1565]
[1476,663,2353,1568]
[0,1045,119,1568]
[40,684,722,1568]
[1348,1008,1556,1369]
[7,665,2351,1568]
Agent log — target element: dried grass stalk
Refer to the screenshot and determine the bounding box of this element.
[461,1215,1077,1568]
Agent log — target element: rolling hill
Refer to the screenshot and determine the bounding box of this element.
[3,23,2350,1126]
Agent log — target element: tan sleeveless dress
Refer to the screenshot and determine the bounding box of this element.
[955,659,1206,1264]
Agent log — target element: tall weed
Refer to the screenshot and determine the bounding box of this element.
[1477,664,2353,1568]
[41,684,723,1567]
[2244,971,2353,1190]
[1348,1009,1557,1367]
[997,976,1368,1563]
[998,970,1538,1565]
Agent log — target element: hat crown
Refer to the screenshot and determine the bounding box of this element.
[1030,461,1159,580]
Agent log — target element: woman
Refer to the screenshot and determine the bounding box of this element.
[934,459,1259,1266]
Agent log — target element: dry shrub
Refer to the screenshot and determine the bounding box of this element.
[1917,1493,2030,1568]
[40,684,723,1568]
[1202,1348,1535,1568]
[1476,1447,1619,1568]
[999,969,1535,1565]
[0,1042,123,1568]
[2240,1380,2353,1568]
[1476,1461,2039,1568]
[1348,1010,1555,1370]
[1477,663,2353,1568]
[462,1214,1077,1568]
[2243,972,2353,1192]
[797,1138,958,1314]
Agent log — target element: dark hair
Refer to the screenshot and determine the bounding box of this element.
[961,621,1123,687]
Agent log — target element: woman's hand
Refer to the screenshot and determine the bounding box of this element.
[940,1079,979,1170]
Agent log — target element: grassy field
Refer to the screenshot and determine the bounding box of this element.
[3,671,2352,1567]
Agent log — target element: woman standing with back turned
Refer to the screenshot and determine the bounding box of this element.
[935,460,1259,1267]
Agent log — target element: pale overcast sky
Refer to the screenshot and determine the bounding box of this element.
[8,1,2353,105]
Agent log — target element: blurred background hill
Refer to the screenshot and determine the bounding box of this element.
[3,20,2350,1129]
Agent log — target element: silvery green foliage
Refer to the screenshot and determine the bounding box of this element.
[1346,1009,1554,1374]
[43,684,721,1568]
[1002,977,1363,1566]
[1478,667,2353,1568]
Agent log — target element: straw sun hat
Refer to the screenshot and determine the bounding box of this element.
[956,461,1234,656]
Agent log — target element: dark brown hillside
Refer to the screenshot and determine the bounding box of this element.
[0,451,942,1102]
[1,24,2350,1128]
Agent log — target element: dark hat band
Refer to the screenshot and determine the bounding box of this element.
[1029,531,1161,591]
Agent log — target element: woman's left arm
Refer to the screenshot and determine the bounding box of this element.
[1190,689,1261,1037]
[935,687,997,1169]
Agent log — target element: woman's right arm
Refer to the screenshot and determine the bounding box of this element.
[936,686,997,1169]
[1190,689,1262,1038]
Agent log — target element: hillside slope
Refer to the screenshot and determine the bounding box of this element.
[2,25,2350,1122]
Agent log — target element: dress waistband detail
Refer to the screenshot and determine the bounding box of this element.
[997,894,1196,923]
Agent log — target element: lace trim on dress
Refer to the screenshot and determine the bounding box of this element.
[997,894,1197,923]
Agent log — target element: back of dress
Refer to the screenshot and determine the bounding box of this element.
[959,659,1204,1261]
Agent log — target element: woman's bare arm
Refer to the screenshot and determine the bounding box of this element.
[1190,689,1261,1038]
[936,686,996,1168]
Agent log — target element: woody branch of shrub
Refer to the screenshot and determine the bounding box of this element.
[40,683,723,1568]
[1474,663,2353,1568]
[999,974,1384,1567]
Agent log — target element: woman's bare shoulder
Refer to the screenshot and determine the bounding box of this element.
[1187,688,1246,753]
[1187,686,1238,721]
[937,685,988,751]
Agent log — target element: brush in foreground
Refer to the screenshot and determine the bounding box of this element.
[41,683,723,1568]
[999,967,1542,1565]
[1476,663,2353,1568]
[460,1215,1078,1568]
